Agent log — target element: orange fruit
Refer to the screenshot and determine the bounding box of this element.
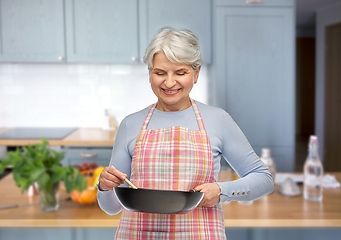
[86,175,95,187]
[71,172,97,204]
[71,187,97,204]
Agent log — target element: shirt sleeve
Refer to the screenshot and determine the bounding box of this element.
[216,110,274,203]
[97,117,132,215]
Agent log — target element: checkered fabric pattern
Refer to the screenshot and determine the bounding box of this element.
[115,100,226,239]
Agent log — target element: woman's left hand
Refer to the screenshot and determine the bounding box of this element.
[194,183,221,207]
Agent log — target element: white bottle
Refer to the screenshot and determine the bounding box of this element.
[303,135,323,202]
[260,148,276,182]
[102,109,110,130]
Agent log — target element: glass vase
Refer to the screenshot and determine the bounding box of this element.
[39,182,60,212]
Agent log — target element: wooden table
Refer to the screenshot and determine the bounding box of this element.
[0,128,116,146]
[222,173,341,228]
[0,173,340,228]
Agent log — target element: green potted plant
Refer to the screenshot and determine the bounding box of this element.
[0,138,87,212]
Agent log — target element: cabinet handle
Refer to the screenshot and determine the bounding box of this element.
[246,0,264,4]
[131,56,137,62]
[80,153,98,158]
[246,0,263,3]
[58,56,64,61]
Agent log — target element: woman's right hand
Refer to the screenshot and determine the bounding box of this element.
[98,166,127,191]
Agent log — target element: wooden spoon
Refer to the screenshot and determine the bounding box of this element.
[124,178,138,189]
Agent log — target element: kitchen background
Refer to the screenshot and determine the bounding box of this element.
[0,63,208,127]
[0,0,340,240]
[0,63,208,158]
[0,0,340,172]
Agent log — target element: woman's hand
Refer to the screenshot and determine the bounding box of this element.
[98,166,127,191]
[194,183,221,207]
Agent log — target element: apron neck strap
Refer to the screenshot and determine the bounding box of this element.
[141,99,206,131]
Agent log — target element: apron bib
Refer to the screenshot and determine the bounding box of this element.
[115,100,226,240]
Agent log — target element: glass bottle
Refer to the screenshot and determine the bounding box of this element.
[260,148,276,183]
[102,109,110,129]
[303,135,323,202]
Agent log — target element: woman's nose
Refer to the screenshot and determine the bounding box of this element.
[164,75,176,88]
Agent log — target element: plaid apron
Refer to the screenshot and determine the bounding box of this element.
[115,100,226,239]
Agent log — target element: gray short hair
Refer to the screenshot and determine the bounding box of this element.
[143,27,203,71]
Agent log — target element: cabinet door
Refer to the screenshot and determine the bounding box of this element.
[139,0,212,63]
[65,0,139,63]
[214,7,295,171]
[0,0,65,63]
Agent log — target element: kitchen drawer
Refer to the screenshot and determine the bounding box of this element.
[61,146,112,167]
[66,158,110,167]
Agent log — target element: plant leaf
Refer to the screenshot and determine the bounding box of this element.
[36,172,50,192]
[29,167,45,182]
[2,138,86,195]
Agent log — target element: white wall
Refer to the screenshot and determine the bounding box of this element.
[0,64,208,128]
[315,2,341,158]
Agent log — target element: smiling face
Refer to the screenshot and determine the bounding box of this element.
[149,52,201,112]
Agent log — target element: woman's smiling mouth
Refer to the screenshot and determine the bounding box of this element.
[162,88,181,95]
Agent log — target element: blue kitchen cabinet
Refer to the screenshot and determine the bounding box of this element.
[139,0,212,64]
[0,0,65,63]
[210,0,295,171]
[0,0,212,64]
[64,0,139,63]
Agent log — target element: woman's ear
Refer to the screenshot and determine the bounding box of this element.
[194,66,201,84]
[148,70,152,83]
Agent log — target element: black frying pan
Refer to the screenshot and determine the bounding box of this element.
[114,187,204,214]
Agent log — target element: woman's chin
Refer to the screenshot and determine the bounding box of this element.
[156,97,191,111]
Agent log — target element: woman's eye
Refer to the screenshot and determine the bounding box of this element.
[177,72,186,76]
[155,72,165,76]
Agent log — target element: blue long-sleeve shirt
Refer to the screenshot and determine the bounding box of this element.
[97,101,274,215]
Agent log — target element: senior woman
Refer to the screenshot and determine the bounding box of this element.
[97,28,274,239]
